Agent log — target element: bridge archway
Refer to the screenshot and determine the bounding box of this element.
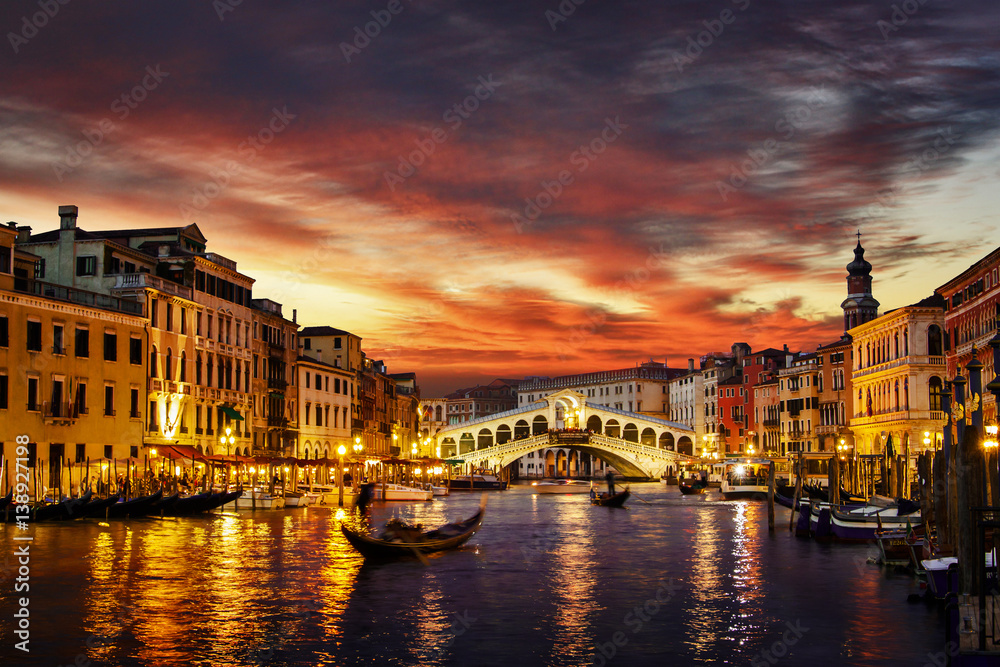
[478,429,493,449]
[677,436,693,456]
[515,420,530,440]
[497,424,512,444]
[459,434,474,454]
[587,415,602,433]
[606,419,620,438]
[624,423,638,443]
[660,432,675,450]
[641,427,656,447]
[545,450,555,477]
[532,415,548,435]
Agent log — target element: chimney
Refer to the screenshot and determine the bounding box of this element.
[687,358,694,372]
[15,225,31,243]
[58,205,78,230]
[158,245,170,257]
[292,308,297,324]
[783,344,789,353]
[317,350,322,362]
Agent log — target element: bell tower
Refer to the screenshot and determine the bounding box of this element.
[841,231,879,332]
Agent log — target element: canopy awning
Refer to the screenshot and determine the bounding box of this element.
[220,405,244,421]
[156,445,209,463]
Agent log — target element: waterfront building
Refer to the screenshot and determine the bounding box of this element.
[752,375,781,455]
[389,372,421,457]
[841,234,881,331]
[418,396,449,442]
[717,375,745,454]
[0,223,147,495]
[847,294,947,457]
[701,351,739,456]
[17,206,256,457]
[295,355,353,460]
[445,378,519,424]
[516,360,682,416]
[935,246,1000,422]
[297,326,364,446]
[739,347,788,453]
[667,359,704,456]
[815,336,854,452]
[250,299,299,456]
[778,352,821,453]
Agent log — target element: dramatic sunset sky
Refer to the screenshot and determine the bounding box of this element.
[1,1,998,395]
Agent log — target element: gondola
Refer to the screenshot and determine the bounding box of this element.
[77,493,122,519]
[0,490,13,510]
[341,498,487,559]
[163,491,215,516]
[150,491,180,514]
[106,490,163,518]
[678,480,707,495]
[591,488,630,507]
[31,489,94,521]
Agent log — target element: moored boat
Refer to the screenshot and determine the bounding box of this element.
[678,477,708,495]
[106,490,164,518]
[448,472,508,491]
[341,498,486,559]
[531,479,592,494]
[720,459,770,500]
[373,483,432,501]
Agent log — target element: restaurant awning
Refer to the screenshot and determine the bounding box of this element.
[156,445,209,463]
[220,405,244,421]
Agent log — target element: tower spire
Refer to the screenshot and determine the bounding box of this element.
[841,234,879,332]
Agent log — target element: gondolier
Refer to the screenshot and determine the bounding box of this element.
[605,471,615,496]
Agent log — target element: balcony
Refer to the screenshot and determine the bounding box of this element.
[111,271,193,300]
[267,416,289,429]
[853,354,947,379]
[18,278,144,316]
[267,378,288,390]
[43,401,77,424]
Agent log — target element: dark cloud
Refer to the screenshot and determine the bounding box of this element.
[1,0,998,395]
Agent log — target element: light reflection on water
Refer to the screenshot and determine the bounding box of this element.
[0,484,945,666]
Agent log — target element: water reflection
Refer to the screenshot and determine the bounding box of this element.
[546,499,599,665]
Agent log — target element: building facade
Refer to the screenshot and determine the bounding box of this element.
[295,355,353,460]
[517,361,681,416]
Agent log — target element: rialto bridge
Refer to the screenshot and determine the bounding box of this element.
[432,390,698,479]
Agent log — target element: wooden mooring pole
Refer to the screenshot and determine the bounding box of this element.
[767,462,775,532]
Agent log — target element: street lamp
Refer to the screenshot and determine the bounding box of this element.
[985,422,999,450]
[337,444,347,507]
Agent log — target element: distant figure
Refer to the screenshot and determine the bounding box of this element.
[356,482,376,517]
[605,471,615,496]
[589,486,597,500]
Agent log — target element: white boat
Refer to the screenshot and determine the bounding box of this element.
[531,479,593,494]
[373,483,432,501]
[720,459,770,500]
[222,489,286,510]
[425,483,449,497]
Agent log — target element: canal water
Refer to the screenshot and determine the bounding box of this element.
[1,483,945,667]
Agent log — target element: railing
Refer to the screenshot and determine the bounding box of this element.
[43,401,76,420]
[853,354,947,379]
[268,378,288,390]
[112,272,193,299]
[17,278,144,315]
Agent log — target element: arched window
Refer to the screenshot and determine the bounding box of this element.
[207,355,214,388]
[928,325,943,356]
[893,380,899,411]
[196,354,202,385]
[165,348,172,380]
[150,346,158,378]
[894,333,899,359]
[180,351,186,382]
[929,376,944,412]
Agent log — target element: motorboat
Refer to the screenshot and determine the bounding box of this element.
[372,483,433,501]
[720,459,771,500]
[531,479,592,494]
[448,472,508,491]
[425,483,449,497]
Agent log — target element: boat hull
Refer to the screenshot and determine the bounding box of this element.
[592,489,630,507]
[448,477,508,491]
[341,508,485,559]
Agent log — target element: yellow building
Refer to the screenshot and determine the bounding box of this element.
[0,224,146,498]
[848,295,947,457]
